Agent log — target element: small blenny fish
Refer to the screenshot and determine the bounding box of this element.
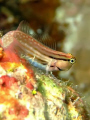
[1,21,76,71]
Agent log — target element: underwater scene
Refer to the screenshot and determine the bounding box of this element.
[0,0,90,120]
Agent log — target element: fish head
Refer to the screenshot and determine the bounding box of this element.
[56,54,76,71]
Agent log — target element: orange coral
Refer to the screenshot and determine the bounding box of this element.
[0,44,37,119]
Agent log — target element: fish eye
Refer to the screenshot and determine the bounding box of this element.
[70,58,76,64]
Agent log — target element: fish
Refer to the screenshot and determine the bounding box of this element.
[1,21,76,71]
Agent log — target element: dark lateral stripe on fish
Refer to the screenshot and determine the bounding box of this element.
[49,56,70,61]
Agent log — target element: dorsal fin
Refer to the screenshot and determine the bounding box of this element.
[17,20,36,37]
[17,20,57,50]
[17,20,30,34]
[35,32,57,50]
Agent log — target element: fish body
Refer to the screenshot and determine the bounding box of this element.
[1,21,76,71]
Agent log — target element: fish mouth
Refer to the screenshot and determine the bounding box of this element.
[56,67,63,71]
